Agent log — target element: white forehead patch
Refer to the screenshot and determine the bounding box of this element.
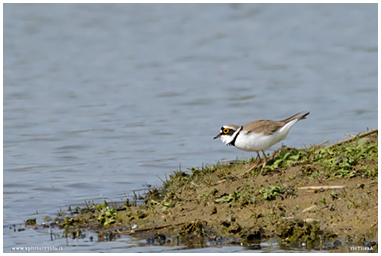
[222,125,238,130]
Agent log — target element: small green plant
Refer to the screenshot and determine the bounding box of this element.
[214,189,255,206]
[263,148,304,170]
[215,194,234,204]
[97,208,117,226]
[161,201,174,211]
[363,167,378,178]
[259,182,286,200]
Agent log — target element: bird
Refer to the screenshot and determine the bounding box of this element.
[214,111,310,172]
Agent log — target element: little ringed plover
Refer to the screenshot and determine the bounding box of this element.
[214,111,310,169]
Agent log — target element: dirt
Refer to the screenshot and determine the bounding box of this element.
[30,130,378,252]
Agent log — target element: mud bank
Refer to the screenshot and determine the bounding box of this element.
[29,130,378,252]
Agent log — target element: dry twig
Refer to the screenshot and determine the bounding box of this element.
[327,129,377,148]
[297,185,345,190]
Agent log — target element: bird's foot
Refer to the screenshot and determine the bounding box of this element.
[260,160,269,175]
[248,163,260,172]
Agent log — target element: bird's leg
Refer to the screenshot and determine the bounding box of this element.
[256,151,261,163]
[246,151,269,175]
[261,150,268,168]
[246,152,261,174]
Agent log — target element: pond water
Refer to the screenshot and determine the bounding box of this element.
[3,3,377,252]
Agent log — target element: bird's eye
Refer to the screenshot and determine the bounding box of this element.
[223,128,229,134]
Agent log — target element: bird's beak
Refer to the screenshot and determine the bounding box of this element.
[213,133,221,139]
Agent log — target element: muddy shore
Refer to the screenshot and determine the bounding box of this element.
[29,130,378,252]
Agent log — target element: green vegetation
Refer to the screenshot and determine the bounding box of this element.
[264,136,377,180]
[25,131,378,251]
[258,182,286,200]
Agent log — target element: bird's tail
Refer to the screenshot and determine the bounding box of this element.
[281,111,310,123]
[297,111,310,121]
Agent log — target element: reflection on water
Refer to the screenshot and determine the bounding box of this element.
[4,222,333,253]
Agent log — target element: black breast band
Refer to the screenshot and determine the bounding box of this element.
[228,126,243,147]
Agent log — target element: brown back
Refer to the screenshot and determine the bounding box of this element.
[243,112,310,136]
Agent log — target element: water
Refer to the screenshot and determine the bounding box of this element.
[3,3,377,252]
